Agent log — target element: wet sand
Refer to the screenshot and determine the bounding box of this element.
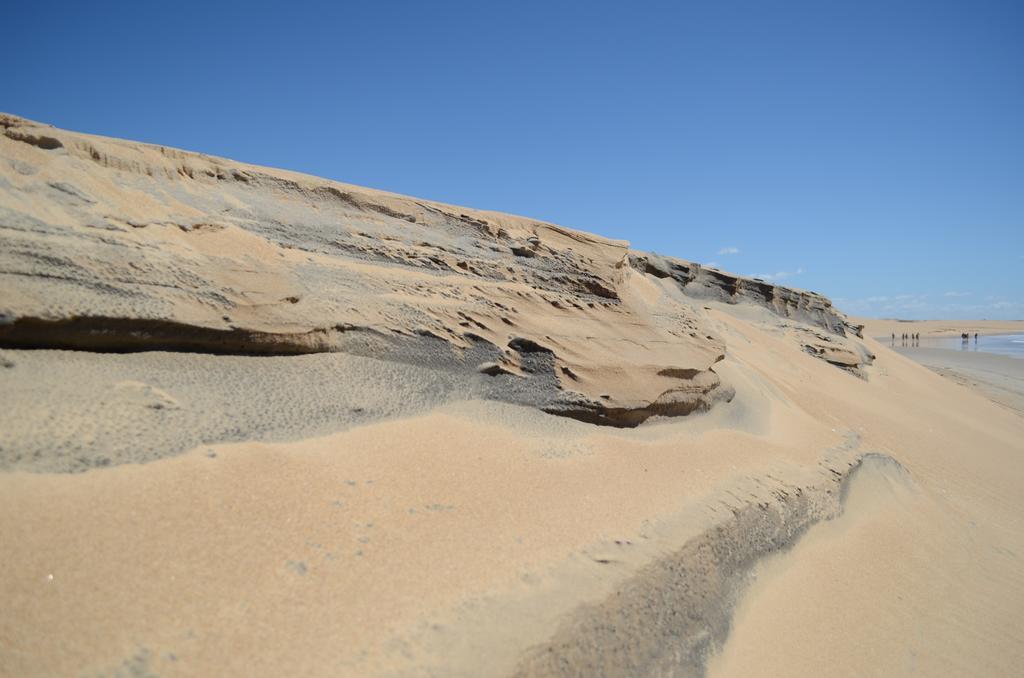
[894,345,1024,415]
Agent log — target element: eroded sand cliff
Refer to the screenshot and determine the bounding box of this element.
[1,116,1021,678]
[0,113,871,437]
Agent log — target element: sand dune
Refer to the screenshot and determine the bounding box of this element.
[2,116,1023,676]
[0,112,868,432]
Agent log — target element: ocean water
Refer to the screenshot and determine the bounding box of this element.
[891,333,1024,359]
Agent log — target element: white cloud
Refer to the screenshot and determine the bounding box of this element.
[717,246,740,255]
[755,266,804,282]
[943,291,970,298]
[834,292,1023,320]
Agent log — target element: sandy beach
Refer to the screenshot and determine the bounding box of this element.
[892,347,1024,415]
[857,317,1024,339]
[2,116,1023,676]
[858,318,1024,414]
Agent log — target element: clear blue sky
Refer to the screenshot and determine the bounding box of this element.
[3,0,1022,319]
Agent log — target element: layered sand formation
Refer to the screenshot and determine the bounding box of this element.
[2,116,1022,677]
[0,113,871,435]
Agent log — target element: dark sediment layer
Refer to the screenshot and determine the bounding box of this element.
[0,316,350,355]
[512,451,908,677]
